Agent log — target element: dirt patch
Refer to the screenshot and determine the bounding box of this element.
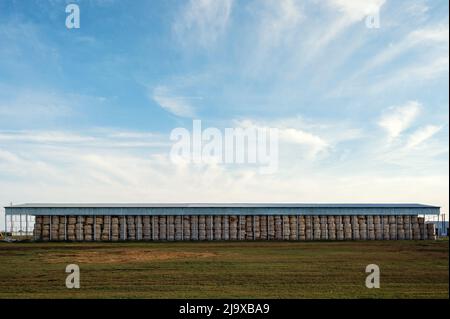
[42,249,217,264]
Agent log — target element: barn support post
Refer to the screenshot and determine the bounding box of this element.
[25,214,28,238]
[4,214,7,239]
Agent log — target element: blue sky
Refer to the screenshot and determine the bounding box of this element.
[0,0,448,228]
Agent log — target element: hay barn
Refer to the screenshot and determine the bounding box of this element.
[4,203,439,241]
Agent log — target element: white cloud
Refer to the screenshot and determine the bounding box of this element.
[151,86,195,118]
[235,119,330,159]
[279,128,329,156]
[329,0,385,22]
[0,129,168,149]
[366,55,449,94]
[378,101,421,140]
[406,125,442,149]
[361,24,449,74]
[173,0,233,48]
[310,0,385,52]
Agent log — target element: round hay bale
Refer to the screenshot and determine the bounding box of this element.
[183,215,191,240]
[214,215,222,240]
[198,216,206,240]
[223,215,230,240]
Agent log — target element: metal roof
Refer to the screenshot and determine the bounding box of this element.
[6,203,440,209]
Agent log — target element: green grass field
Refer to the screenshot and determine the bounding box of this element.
[0,240,448,298]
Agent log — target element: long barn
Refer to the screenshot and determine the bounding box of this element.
[4,203,439,241]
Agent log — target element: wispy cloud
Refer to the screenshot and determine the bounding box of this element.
[151,85,196,118]
[361,23,449,74]
[308,0,385,54]
[405,125,442,149]
[377,101,421,141]
[173,0,233,48]
[0,88,72,119]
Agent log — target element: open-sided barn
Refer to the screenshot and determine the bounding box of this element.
[4,203,439,241]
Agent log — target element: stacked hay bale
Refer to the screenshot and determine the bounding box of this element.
[41,216,50,241]
[152,216,159,240]
[229,215,238,240]
[126,216,136,241]
[84,216,93,241]
[135,216,142,240]
[367,216,375,240]
[67,216,76,241]
[94,216,103,241]
[358,216,367,240]
[111,216,119,241]
[411,216,421,240]
[206,216,214,240]
[382,216,390,240]
[327,216,336,240]
[282,216,290,240]
[298,215,306,240]
[388,216,397,240]
[305,215,312,240]
[343,216,352,240]
[289,215,297,240]
[260,216,268,240]
[403,216,411,240]
[418,217,426,240]
[397,216,405,240]
[119,216,126,240]
[246,216,253,240]
[374,216,382,240]
[254,216,261,240]
[214,216,222,240]
[167,216,175,241]
[199,216,206,240]
[351,216,359,240]
[51,216,59,241]
[34,216,43,240]
[159,216,167,240]
[313,216,321,240]
[183,215,191,240]
[143,216,151,240]
[274,216,282,240]
[76,216,84,241]
[174,216,182,241]
[319,216,327,240]
[101,216,110,241]
[426,223,436,240]
[223,216,230,240]
[159,216,166,240]
[334,216,343,240]
[58,216,66,241]
[239,216,246,240]
[191,215,198,240]
[28,212,438,242]
[267,216,275,240]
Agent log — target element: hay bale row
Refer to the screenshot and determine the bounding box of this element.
[32,214,432,241]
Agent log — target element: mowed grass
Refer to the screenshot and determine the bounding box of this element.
[0,240,448,298]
